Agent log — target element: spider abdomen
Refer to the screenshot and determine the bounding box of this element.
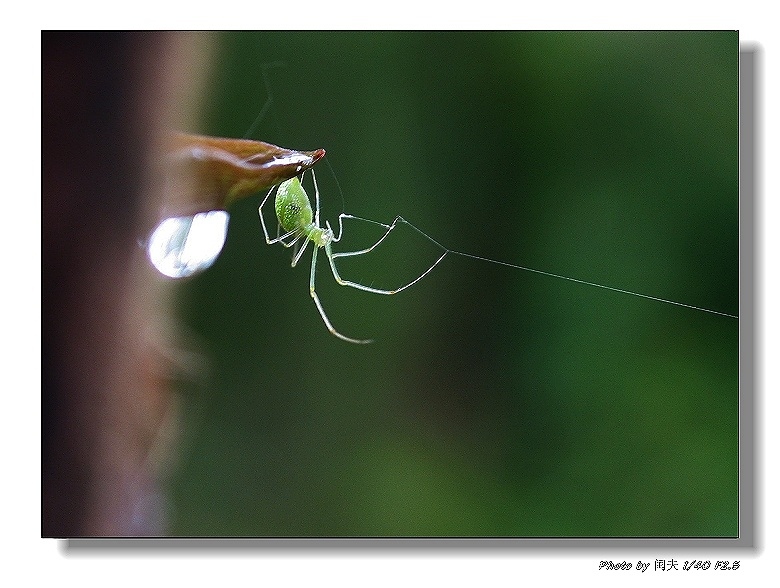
[275,177,313,233]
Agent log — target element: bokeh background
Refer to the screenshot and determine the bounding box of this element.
[167,31,738,536]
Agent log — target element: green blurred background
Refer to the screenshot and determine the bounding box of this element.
[168,31,738,536]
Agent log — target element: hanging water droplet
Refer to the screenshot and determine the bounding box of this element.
[146,210,229,278]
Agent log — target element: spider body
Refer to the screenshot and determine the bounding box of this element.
[259,171,446,343]
[274,178,331,248]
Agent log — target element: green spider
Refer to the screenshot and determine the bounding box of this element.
[258,169,446,343]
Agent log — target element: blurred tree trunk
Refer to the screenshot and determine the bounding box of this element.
[42,32,211,536]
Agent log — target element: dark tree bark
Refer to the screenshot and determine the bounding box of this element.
[43,32,209,536]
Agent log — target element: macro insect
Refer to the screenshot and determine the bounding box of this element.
[258,169,446,343]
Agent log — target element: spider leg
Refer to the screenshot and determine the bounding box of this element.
[328,213,398,250]
[258,185,279,244]
[323,214,447,295]
[309,244,371,344]
[291,235,310,267]
[311,169,321,226]
[324,241,446,296]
